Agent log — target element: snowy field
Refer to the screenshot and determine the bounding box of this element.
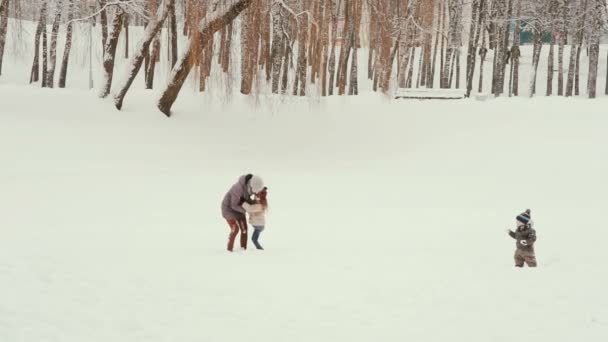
[2,19,608,342]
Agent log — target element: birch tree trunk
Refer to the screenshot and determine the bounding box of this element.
[30,2,47,84]
[157,0,254,116]
[546,34,554,96]
[169,3,178,67]
[586,0,601,99]
[99,0,109,54]
[58,0,75,88]
[41,17,49,87]
[465,0,481,97]
[556,0,566,96]
[529,29,543,97]
[114,0,176,109]
[99,8,126,98]
[270,2,284,93]
[0,0,9,76]
[510,0,521,96]
[45,0,63,88]
[327,0,341,95]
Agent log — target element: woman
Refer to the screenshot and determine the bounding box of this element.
[221,174,264,252]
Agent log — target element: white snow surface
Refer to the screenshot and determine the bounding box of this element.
[1,85,608,341]
[1,18,608,342]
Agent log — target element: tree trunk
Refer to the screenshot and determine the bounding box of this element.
[348,0,362,94]
[114,0,176,109]
[556,1,566,96]
[45,0,63,88]
[546,35,554,96]
[99,0,109,54]
[41,20,48,87]
[439,0,447,85]
[320,0,331,95]
[241,1,260,95]
[58,0,75,88]
[158,0,254,116]
[311,0,327,83]
[0,0,9,76]
[30,2,47,84]
[378,0,392,92]
[270,2,284,93]
[327,0,340,95]
[294,13,308,96]
[430,0,442,88]
[478,29,487,93]
[124,15,130,59]
[587,43,599,98]
[566,0,583,97]
[261,3,272,82]
[529,29,542,97]
[510,0,521,96]
[465,0,481,97]
[169,3,178,67]
[99,8,126,98]
[587,8,601,98]
[605,48,608,95]
[348,45,358,95]
[281,41,292,94]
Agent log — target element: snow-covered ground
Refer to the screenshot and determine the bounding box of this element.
[2,85,608,341]
[1,19,608,342]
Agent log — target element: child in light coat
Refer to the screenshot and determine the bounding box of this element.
[242,187,268,250]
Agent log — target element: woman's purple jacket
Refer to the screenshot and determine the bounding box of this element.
[221,175,249,221]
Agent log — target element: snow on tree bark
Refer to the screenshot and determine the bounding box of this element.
[0,0,9,76]
[124,15,130,59]
[169,3,178,67]
[114,0,176,109]
[465,0,482,97]
[294,0,310,96]
[586,0,602,99]
[99,8,126,98]
[157,0,254,116]
[327,0,340,95]
[45,0,63,88]
[99,0,109,54]
[529,29,543,97]
[270,1,284,93]
[546,34,555,96]
[30,2,47,84]
[58,0,75,88]
[41,17,49,87]
[510,0,521,96]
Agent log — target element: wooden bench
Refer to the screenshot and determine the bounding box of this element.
[394,88,466,100]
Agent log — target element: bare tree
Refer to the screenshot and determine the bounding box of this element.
[169,1,178,67]
[586,0,603,98]
[99,0,109,53]
[45,0,64,88]
[114,0,176,109]
[327,0,340,95]
[124,14,130,58]
[145,0,162,89]
[158,0,254,116]
[30,2,48,84]
[270,1,285,93]
[0,0,9,76]
[465,0,483,97]
[59,0,75,88]
[99,7,126,98]
[556,0,566,96]
[294,1,310,96]
[509,0,521,96]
